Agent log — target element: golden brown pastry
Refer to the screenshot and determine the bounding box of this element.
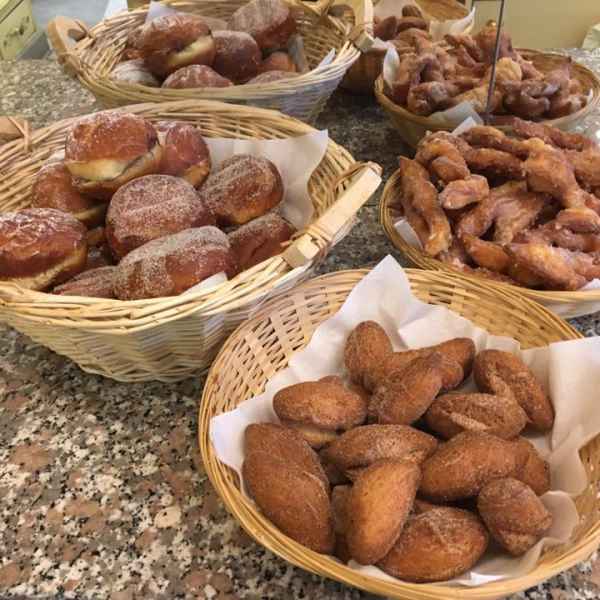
[162,65,233,88]
[111,59,160,87]
[439,175,489,210]
[331,485,352,562]
[258,51,297,74]
[477,478,552,556]
[378,507,488,582]
[53,266,116,299]
[347,460,420,565]
[513,437,551,496]
[212,31,261,83]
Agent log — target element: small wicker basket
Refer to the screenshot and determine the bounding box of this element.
[375,50,600,148]
[380,169,600,318]
[342,0,472,95]
[199,268,600,600]
[46,0,374,124]
[0,101,382,382]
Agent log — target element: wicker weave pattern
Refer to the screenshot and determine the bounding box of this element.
[199,268,600,600]
[380,168,600,318]
[48,0,371,123]
[0,100,382,381]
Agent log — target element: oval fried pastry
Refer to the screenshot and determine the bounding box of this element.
[347,460,420,565]
[378,507,488,582]
[513,437,551,496]
[331,485,352,562]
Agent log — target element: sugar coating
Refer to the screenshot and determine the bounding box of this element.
[162,65,232,88]
[229,212,291,244]
[111,59,160,87]
[54,266,116,298]
[247,70,298,84]
[230,0,290,37]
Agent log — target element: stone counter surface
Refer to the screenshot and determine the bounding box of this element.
[1,57,600,600]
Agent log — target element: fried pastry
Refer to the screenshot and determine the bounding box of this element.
[513,437,551,496]
[415,134,470,183]
[492,189,547,244]
[513,118,594,151]
[465,147,525,180]
[439,175,489,210]
[565,147,600,189]
[460,126,528,159]
[462,235,511,272]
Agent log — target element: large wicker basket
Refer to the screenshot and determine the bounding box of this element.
[46,0,373,124]
[375,49,600,148]
[380,169,600,318]
[0,101,381,382]
[342,0,472,95]
[199,268,600,599]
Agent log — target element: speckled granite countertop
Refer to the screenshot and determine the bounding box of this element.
[2,55,600,600]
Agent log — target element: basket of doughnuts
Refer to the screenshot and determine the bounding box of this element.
[0,101,381,382]
[46,0,373,123]
[200,264,600,599]
[374,21,600,147]
[342,0,473,95]
[380,118,600,318]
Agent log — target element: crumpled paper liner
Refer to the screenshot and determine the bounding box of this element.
[210,255,599,586]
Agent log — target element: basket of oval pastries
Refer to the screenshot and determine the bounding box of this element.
[0,100,381,382]
[381,117,600,318]
[46,0,373,123]
[374,20,600,147]
[200,263,600,599]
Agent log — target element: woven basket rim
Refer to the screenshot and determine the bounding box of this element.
[380,168,600,305]
[374,49,600,130]
[198,267,598,600]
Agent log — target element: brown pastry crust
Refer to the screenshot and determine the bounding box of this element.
[106,174,215,259]
[258,51,297,74]
[425,392,528,440]
[378,507,489,582]
[347,460,421,565]
[477,478,552,556]
[53,266,117,299]
[213,31,261,83]
[229,0,297,52]
[420,431,522,501]
[473,349,554,431]
[0,208,87,290]
[31,162,107,228]
[246,70,299,84]
[513,437,551,496]
[111,59,160,87]
[136,14,216,77]
[228,213,295,271]
[162,65,233,89]
[113,226,237,300]
[199,155,284,226]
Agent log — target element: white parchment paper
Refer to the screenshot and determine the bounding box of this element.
[210,255,600,586]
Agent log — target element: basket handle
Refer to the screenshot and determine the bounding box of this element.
[282,162,382,268]
[312,0,374,52]
[47,16,91,76]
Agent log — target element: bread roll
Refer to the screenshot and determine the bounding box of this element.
[420,431,522,501]
[229,0,297,52]
[474,349,554,431]
[64,111,162,200]
[213,31,261,83]
[53,266,116,299]
[156,122,212,188]
[136,14,216,77]
[0,208,87,291]
[513,437,551,496]
[199,154,284,226]
[31,162,107,228]
[378,507,488,582]
[113,226,237,300]
[347,460,420,565]
[111,59,160,87]
[321,424,438,479]
[106,174,214,259]
[477,478,552,556]
[162,65,233,88]
[426,392,528,440]
[228,213,294,271]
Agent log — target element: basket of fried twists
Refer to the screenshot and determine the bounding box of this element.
[381,118,600,317]
[374,21,600,148]
[200,264,600,599]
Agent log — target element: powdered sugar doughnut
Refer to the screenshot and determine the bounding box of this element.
[258,51,297,74]
[247,70,299,84]
[54,266,117,299]
[198,154,284,225]
[162,65,233,89]
[111,59,160,87]
[212,31,261,83]
[106,174,215,259]
[113,226,237,300]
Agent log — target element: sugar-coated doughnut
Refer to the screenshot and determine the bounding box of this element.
[229,0,297,52]
[212,31,261,83]
[247,70,298,84]
[136,14,216,77]
[113,226,237,300]
[64,111,163,200]
[106,174,214,259]
[258,51,297,74]
[54,266,117,299]
[162,65,233,88]
[199,154,284,225]
[111,59,160,87]
[0,208,87,291]
[31,162,108,228]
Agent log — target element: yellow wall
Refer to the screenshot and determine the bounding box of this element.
[469,0,600,49]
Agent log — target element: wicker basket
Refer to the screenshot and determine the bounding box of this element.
[342,0,472,95]
[375,50,600,148]
[46,0,374,124]
[380,169,600,318]
[199,268,600,599]
[0,101,382,382]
